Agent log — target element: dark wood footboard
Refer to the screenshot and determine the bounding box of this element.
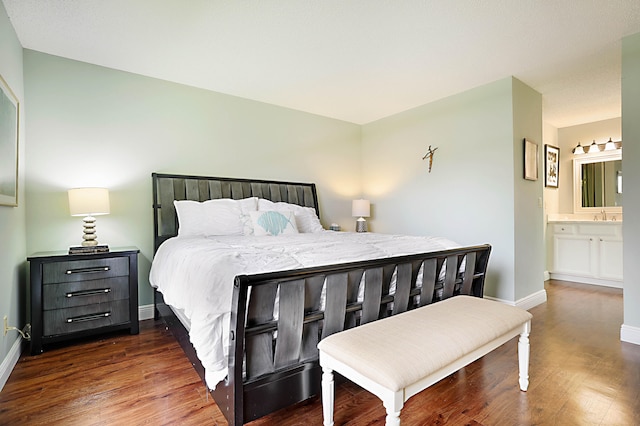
[212,244,491,425]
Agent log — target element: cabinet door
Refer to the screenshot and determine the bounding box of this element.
[598,237,623,280]
[553,235,595,276]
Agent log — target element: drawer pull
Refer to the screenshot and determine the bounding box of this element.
[66,288,111,298]
[66,312,111,323]
[65,266,110,275]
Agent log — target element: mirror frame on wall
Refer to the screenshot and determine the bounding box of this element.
[573,150,622,214]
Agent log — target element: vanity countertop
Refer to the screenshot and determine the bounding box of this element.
[548,219,622,224]
[547,214,622,224]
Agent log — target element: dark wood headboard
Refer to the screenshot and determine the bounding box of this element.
[152,173,319,251]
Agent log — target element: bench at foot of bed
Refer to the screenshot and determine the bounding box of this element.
[317,295,533,426]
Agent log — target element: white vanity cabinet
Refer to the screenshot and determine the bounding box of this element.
[548,221,622,287]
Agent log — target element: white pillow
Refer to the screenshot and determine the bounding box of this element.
[250,210,299,236]
[174,197,257,237]
[257,199,324,233]
[236,197,259,235]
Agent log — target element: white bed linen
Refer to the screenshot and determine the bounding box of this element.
[149,231,460,389]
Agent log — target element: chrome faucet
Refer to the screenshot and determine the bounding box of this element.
[601,208,607,221]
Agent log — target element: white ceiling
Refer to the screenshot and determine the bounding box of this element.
[4,0,640,127]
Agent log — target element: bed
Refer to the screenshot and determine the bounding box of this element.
[150,172,492,425]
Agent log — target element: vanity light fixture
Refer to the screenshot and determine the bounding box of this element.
[572,142,585,155]
[572,138,621,155]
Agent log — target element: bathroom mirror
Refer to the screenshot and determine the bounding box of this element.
[573,150,622,214]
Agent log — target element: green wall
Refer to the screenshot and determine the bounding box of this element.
[0,2,26,386]
[23,50,362,308]
[361,77,544,303]
[22,52,547,310]
[622,32,640,341]
[512,78,544,301]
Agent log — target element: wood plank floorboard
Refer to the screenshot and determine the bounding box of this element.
[1,280,639,425]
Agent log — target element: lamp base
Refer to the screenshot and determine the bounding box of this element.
[81,215,100,246]
[356,217,367,233]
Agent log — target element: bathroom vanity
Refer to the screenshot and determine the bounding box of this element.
[548,219,622,288]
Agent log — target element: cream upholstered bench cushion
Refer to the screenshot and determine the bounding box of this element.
[317,295,533,392]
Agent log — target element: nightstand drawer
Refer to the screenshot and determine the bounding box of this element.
[43,257,129,284]
[43,277,130,310]
[43,299,130,336]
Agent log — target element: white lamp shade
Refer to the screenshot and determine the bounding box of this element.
[68,187,110,216]
[352,199,370,218]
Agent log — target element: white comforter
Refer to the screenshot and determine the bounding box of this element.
[149,231,460,389]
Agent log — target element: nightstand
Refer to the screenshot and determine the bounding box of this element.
[27,247,139,355]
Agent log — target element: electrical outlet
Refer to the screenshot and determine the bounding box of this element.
[3,316,7,336]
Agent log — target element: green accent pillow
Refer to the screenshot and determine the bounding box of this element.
[250,210,299,236]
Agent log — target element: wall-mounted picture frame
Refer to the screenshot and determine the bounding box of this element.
[0,73,19,207]
[544,144,560,188]
[523,139,538,181]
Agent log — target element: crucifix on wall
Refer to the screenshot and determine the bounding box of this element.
[422,145,438,172]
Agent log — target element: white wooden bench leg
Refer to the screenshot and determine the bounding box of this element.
[321,366,335,426]
[382,391,403,426]
[518,320,531,391]
[384,408,401,426]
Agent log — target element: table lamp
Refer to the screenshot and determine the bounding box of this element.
[352,199,370,232]
[68,187,110,250]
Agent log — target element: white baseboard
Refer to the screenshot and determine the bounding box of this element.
[549,273,622,289]
[515,289,548,310]
[621,324,640,345]
[0,336,23,392]
[139,304,155,321]
[485,289,547,311]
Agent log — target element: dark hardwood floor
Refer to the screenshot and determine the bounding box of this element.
[1,280,639,425]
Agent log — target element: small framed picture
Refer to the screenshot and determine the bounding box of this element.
[523,139,538,181]
[544,144,560,188]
